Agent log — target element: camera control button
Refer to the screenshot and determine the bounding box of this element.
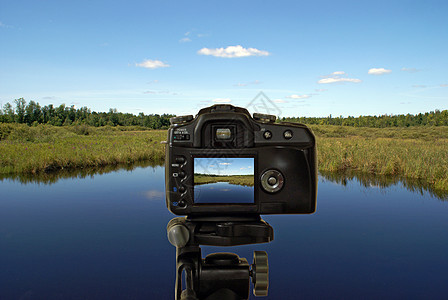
[172,173,179,178]
[178,200,187,208]
[261,170,284,193]
[179,186,186,193]
[253,113,276,123]
[178,171,186,179]
[283,130,293,139]
[170,115,193,125]
[175,156,186,164]
[267,176,277,186]
[263,131,272,140]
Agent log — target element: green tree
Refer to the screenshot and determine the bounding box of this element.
[14,98,27,123]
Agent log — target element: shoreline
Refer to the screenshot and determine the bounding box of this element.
[1,124,447,194]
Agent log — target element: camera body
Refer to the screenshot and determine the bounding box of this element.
[165,104,317,217]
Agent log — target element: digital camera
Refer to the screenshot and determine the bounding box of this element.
[165,104,317,217]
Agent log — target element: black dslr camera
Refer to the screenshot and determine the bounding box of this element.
[165,104,317,217]
[165,104,317,299]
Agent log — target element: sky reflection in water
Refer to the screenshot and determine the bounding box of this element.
[1,166,447,299]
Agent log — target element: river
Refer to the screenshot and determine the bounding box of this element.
[1,164,447,299]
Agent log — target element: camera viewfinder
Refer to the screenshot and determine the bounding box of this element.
[216,128,232,140]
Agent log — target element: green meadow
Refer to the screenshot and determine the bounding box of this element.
[1,123,447,194]
[194,174,255,187]
[0,123,165,174]
[312,125,448,193]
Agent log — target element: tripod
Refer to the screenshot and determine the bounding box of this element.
[166,216,274,300]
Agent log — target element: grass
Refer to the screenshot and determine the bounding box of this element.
[194,174,254,187]
[311,125,448,195]
[0,123,166,174]
[1,123,447,195]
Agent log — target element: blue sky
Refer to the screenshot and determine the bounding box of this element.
[0,0,447,117]
[195,158,253,176]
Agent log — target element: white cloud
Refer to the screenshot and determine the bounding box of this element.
[273,99,287,103]
[144,89,178,95]
[315,88,328,92]
[0,21,11,28]
[318,77,361,84]
[321,71,345,78]
[179,37,191,43]
[318,71,361,84]
[220,162,231,165]
[198,45,270,58]
[401,67,420,73]
[412,85,426,88]
[136,59,170,69]
[440,84,448,87]
[286,94,311,99]
[368,68,392,75]
[234,80,261,87]
[143,190,165,200]
[212,98,231,103]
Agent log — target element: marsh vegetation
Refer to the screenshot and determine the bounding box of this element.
[0,123,165,174]
[194,174,254,187]
[1,122,447,195]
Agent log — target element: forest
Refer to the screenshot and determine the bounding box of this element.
[281,110,448,127]
[1,98,447,129]
[0,98,174,129]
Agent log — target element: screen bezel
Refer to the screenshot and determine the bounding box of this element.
[192,155,257,206]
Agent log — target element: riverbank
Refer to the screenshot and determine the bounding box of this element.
[1,123,447,193]
[312,125,448,192]
[194,174,254,186]
[0,124,166,174]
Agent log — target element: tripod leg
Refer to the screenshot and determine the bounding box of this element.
[175,246,201,300]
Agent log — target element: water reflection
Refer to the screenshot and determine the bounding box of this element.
[1,164,448,299]
[0,160,164,185]
[2,162,446,201]
[319,170,448,200]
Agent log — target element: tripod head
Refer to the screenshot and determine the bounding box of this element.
[167,216,273,300]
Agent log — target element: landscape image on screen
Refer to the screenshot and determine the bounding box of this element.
[194,157,254,204]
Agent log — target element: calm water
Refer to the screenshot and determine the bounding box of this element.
[1,165,447,299]
[194,182,254,204]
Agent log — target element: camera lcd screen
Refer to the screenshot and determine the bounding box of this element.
[193,157,254,204]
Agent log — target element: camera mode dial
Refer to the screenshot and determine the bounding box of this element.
[170,115,193,125]
[253,113,276,123]
[261,170,284,193]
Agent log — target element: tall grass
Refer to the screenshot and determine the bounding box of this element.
[0,124,166,174]
[194,174,254,187]
[312,125,448,193]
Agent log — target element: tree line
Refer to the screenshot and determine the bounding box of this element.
[281,110,448,127]
[0,98,174,129]
[1,98,447,128]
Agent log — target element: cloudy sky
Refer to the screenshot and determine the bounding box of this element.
[0,0,447,117]
[195,158,253,176]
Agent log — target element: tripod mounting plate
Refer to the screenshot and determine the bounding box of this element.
[167,216,274,247]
